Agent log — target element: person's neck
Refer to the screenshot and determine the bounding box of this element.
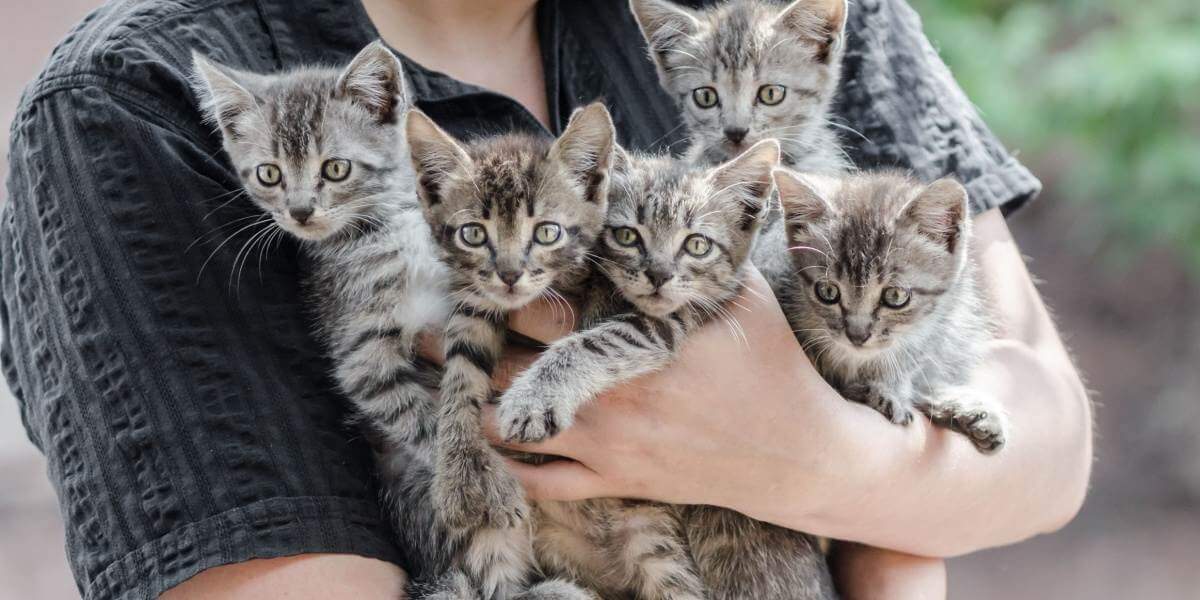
[362,0,549,128]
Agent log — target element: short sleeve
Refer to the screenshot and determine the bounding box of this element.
[0,82,402,599]
[834,0,1042,215]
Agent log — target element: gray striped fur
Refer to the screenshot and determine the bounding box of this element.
[496,141,835,600]
[407,104,618,600]
[629,0,853,294]
[193,41,460,589]
[630,0,849,173]
[775,169,1006,452]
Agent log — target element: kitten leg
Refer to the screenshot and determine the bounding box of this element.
[916,387,1008,453]
[841,379,916,426]
[498,313,683,443]
[609,502,707,600]
[684,506,836,600]
[514,580,600,600]
[413,568,481,600]
[433,308,536,598]
[434,309,527,529]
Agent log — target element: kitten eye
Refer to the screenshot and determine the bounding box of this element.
[612,227,641,247]
[757,84,787,106]
[683,234,712,258]
[321,158,352,181]
[459,223,488,247]
[256,164,282,187]
[881,286,911,309]
[814,280,840,304]
[534,222,562,245]
[692,87,719,109]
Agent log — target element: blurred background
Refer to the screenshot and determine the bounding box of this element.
[1,0,1197,597]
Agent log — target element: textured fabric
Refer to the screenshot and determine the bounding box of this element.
[0,1,1040,598]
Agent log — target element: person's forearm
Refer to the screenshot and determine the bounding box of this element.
[778,341,1089,556]
[831,543,946,600]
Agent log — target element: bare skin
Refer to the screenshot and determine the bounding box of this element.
[161,554,408,599]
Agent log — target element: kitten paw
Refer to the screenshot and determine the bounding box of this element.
[497,384,569,444]
[949,410,1007,454]
[844,383,914,426]
[433,446,527,529]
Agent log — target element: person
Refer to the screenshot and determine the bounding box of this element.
[0,0,1090,598]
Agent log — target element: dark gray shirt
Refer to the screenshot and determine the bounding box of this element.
[1,1,1038,598]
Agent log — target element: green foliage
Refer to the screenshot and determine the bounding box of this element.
[911,0,1200,267]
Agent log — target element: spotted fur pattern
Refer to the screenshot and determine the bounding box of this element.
[776,169,1007,452]
[406,104,618,600]
[192,40,462,587]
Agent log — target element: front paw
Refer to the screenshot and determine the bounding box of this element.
[947,410,1007,454]
[497,381,570,444]
[844,382,914,426]
[433,446,528,529]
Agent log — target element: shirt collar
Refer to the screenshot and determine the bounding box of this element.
[256,0,563,131]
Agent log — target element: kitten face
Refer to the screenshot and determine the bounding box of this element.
[601,140,779,318]
[192,41,409,242]
[776,170,971,364]
[407,104,616,311]
[631,0,848,165]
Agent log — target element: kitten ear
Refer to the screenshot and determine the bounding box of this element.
[191,52,258,138]
[336,40,409,124]
[629,0,703,83]
[406,110,471,209]
[901,178,970,254]
[549,102,617,205]
[710,139,781,231]
[773,0,849,63]
[775,168,836,224]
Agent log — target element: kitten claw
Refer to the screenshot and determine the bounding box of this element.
[953,410,1006,454]
[498,386,566,444]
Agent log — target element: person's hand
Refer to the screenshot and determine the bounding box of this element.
[479,266,893,525]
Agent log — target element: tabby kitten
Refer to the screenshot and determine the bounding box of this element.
[193,39,457,584]
[406,104,617,599]
[630,0,849,172]
[496,139,780,444]
[496,141,835,600]
[775,169,1007,452]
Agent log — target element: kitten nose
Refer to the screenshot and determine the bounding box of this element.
[845,327,872,347]
[724,127,749,144]
[289,206,314,225]
[645,267,674,289]
[497,270,522,287]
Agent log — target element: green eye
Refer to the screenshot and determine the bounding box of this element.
[534,222,562,245]
[814,280,840,304]
[255,164,281,186]
[692,86,719,109]
[881,286,910,309]
[322,158,352,181]
[757,84,787,106]
[612,227,641,247]
[683,234,712,257]
[459,223,488,247]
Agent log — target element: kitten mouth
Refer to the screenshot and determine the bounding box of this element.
[280,220,334,241]
[481,284,540,309]
[634,291,682,317]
